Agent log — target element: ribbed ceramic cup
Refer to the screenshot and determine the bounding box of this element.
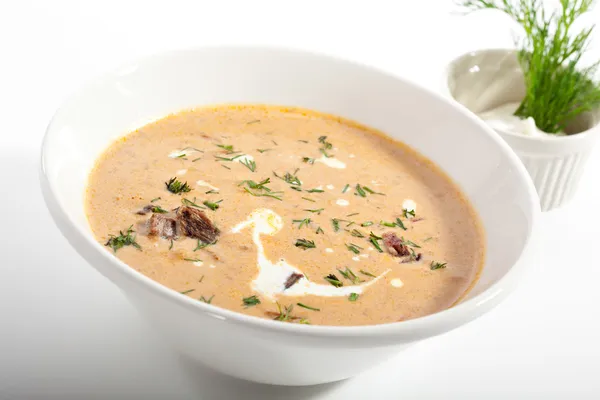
[443,49,600,211]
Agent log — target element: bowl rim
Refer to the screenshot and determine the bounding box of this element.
[443,47,599,143]
[40,45,541,340]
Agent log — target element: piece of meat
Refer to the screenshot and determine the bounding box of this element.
[382,232,410,257]
[176,206,220,243]
[148,214,179,239]
[284,273,304,289]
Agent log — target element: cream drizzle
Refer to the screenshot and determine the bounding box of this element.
[231,209,389,299]
[316,155,346,169]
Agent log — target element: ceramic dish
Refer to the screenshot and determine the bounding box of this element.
[40,47,540,386]
[443,49,600,211]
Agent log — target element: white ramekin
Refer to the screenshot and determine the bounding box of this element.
[40,46,539,385]
[443,49,600,212]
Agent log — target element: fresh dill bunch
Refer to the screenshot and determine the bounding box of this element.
[458,0,600,134]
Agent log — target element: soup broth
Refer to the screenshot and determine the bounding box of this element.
[86,105,484,326]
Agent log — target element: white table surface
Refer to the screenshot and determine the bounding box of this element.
[1,1,599,399]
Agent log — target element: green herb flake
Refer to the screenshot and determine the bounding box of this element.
[105,226,141,253]
[348,293,359,302]
[295,238,316,249]
[346,243,363,254]
[302,157,315,164]
[243,295,261,307]
[355,184,367,198]
[292,218,312,229]
[324,274,343,287]
[342,184,350,194]
[274,302,294,321]
[165,177,192,194]
[338,267,361,284]
[150,197,161,203]
[183,258,202,263]
[301,197,316,202]
[257,148,271,153]
[297,302,320,312]
[240,158,257,172]
[179,289,195,295]
[369,232,384,253]
[203,200,221,211]
[304,208,324,215]
[307,188,324,193]
[360,269,376,278]
[199,295,215,304]
[350,229,365,238]
[430,261,447,270]
[361,221,374,227]
[182,197,205,209]
[316,226,324,235]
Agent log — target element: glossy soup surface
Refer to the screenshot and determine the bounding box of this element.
[86,105,484,326]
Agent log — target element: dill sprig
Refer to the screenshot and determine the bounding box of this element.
[295,238,316,249]
[243,295,261,307]
[105,226,141,252]
[165,177,192,194]
[459,0,600,133]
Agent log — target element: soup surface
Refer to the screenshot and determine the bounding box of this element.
[86,105,484,326]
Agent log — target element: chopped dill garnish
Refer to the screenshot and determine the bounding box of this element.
[216,144,235,153]
[332,218,341,232]
[362,186,385,195]
[324,274,343,287]
[150,197,161,203]
[240,178,284,200]
[301,197,316,202]
[423,237,434,242]
[318,136,333,158]
[240,158,257,172]
[350,229,365,238]
[105,226,141,252]
[380,220,396,228]
[274,303,294,321]
[199,275,205,283]
[256,148,271,153]
[247,119,261,124]
[360,269,376,278]
[298,139,309,143]
[299,319,311,324]
[199,295,214,304]
[182,197,205,209]
[203,200,222,211]
[369,232,384,253]
[215,154,244,162]
[355,184,367,197]
[150,205,168,214]
[403,209,416,218]
[304,208,324,215]
[176,154,187,159]
[338,267,361,284]
[183,258,202,262]
[361,221,374,227]
[295,238,316,249]
[243,295,261,307]
[192,157,203,162]
[395,218,407,230]
[169,239,174,250]
[342,184,350,194]
[297,303,320,312]
[348,293,359,302]
[430,261,447,270]
[274,170,302,186]
[221,164,231,170]
[165,177,192,194]
[179,289,195,295]
[307,188,324,193]
[205,189,219,194]
[316,226,324,234]
[346,221,355,228]
[302,157,315,164]
[290,186,302,192]
[194,240,213,251]
[346,243,362,254]
[272,140,278,146]
[346,212,359,217]
[292,218,312,229]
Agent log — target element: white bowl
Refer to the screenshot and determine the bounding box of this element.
[40,47,540,386]
[443,49,600,211]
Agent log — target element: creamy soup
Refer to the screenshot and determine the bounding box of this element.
[86,105,484,326]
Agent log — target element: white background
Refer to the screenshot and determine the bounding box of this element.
[1,1,600,399]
